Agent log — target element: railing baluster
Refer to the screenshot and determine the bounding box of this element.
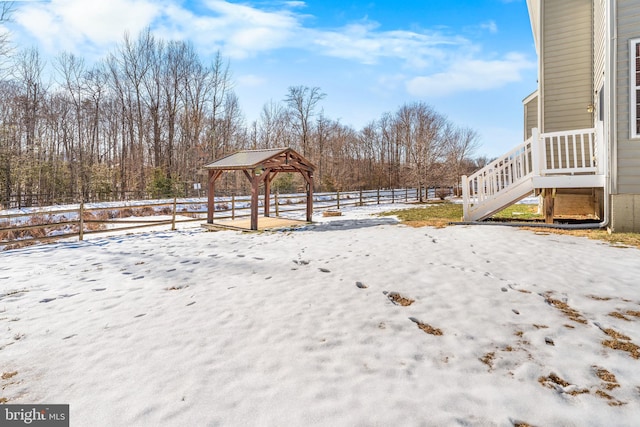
[564,135,569,169]
[578,133,584,168]
[573,134,584,168]
[549,136,555,170]
[589,133,598,167]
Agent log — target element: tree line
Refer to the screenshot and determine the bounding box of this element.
[0,25,486,208]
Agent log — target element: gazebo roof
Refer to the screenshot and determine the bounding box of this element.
[203,148,315,171]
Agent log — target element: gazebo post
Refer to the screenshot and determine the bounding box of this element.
[264,172,272,217]
[306,172,314,222]
[207,170,216,224]
[250,173,260,230]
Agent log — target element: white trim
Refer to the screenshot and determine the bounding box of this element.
[629,38,640,139]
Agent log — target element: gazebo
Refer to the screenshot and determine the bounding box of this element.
[202,148,316,230]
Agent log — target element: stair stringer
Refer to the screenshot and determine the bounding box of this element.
[465,175,535,222]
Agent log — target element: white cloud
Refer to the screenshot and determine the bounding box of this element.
[15,0,161,53]
[11,0,534,98]
[480,21,498,34]
[194,0,300,58]
[405,53,535,97]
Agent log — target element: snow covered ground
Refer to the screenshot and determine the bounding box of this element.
[1,204,639,426]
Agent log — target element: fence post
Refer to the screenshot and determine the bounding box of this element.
[392,188,395,203]
[405,188,408,202]
[377,188,380,204]
[359,189,363,206]
[337,190,340,210]
[79,201,84,241]
[275,192,279,216]
[171,197,177,231]
[231,194,235,220]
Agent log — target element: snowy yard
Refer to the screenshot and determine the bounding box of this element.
[1,204,639,426]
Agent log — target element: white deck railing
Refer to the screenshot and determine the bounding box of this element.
[541,127,598,175]
[462,127,600,221]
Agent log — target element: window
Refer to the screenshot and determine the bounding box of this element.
[631,39,640,138]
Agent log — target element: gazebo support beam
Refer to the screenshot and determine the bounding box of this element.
[207,170,223,223]
[300,171,314,222]
[250,174,260,230]
[264,172,272,217]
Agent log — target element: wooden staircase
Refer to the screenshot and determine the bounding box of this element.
[462,127,604,222]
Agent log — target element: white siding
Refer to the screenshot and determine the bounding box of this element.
[523,92,538,139]
[616,0,640,193]
[541,0,594,133]
[594,0,606,96]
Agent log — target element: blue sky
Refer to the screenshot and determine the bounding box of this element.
[6,0,537,157]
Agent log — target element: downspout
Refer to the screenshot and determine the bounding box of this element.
[601,0,618,230]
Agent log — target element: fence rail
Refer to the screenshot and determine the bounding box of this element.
[0,187,443,249]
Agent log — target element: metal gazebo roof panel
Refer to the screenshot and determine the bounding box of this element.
[203,148,290,169]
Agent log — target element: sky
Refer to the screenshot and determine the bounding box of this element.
[5,0,538,158]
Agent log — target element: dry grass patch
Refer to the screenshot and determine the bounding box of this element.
[1,371,17,380]
[538,373,589,395]
[598,327,640,359]
[409,317,443,336]
[387,292,414,306]
[538,373,569,388]
[595,390,626,406]
[416,322,443,336]
[602,328,631,341]
[480,352,496,370]
[602,339,640,359]
[587,295,612,301]
[379,203,462,228]
[609,311,630,321]
[521,227,640,249]
[543,293,587,324]
[593,366,620,390]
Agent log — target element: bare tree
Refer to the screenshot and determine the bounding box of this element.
[444,125,480,195]
[258,99,289,149]
[12,47,47,205]
[0,2,14,75]
[284,85,325,156]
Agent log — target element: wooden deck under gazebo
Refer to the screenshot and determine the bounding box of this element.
[202,148,316,231]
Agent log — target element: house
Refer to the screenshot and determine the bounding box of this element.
[462,0,640,232]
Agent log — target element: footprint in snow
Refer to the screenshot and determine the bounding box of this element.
[319,268,331,273]
[385,291,415,306]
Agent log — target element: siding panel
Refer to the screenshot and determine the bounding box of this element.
[524,92,538,139]
[542,0,594,133]
[616,0,640,194]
